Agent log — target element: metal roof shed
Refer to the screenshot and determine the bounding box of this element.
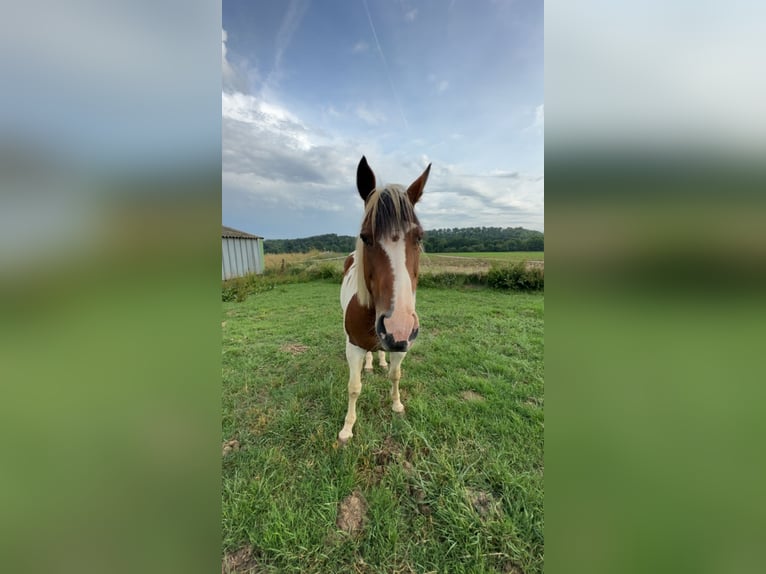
[222,226,264,279]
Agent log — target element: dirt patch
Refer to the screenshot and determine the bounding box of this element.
[409,483,431,516]
[363,436,403,485]
[280,343,309,355]
[461,390,486,402]
[465,488,501,520]
[222,439,240,456]
[501,560,524,574]
[222,546,260,573]
[374,436,401,465]
[336,490,368,535]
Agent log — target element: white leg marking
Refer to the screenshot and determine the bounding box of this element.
[378,350,388,369]
[339,342,368,443]
[388,351,407,413]
[364,351,373,372]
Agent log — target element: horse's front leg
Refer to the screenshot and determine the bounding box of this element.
[388,351,407,413]
[338,342,367,443]
[378,350,388,370]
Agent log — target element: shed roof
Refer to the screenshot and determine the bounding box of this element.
[222,226,263,239]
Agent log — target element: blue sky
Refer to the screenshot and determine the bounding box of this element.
[222,0,543,239]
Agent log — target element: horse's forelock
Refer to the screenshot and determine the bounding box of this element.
[363,185,418,241]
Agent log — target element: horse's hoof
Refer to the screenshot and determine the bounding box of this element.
[338,430,353,444]
[392,403,405,414]
[363,367,373,373]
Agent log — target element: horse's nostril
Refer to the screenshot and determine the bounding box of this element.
[376,315,386,336]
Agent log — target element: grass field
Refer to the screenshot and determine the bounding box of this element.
[432,252,544,261]
[222,281,544,573]
[264,251,544,278]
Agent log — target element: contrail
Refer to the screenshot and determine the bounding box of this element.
[362,0,410,130]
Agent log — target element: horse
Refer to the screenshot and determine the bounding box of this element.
[338,156,431,443]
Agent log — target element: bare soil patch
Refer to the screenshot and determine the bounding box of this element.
[222,439,240,456]
[461,390,486,402]
[336,490,368,535]
[465,488,502,520]
[280,343,309,355]
[222,546,260,574]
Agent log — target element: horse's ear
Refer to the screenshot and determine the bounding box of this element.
[356,156,376,202]
[407,163,431,205]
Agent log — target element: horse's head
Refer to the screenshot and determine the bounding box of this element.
[354,156,430,352]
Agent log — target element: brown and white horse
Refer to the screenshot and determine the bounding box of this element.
[338,156,431,443]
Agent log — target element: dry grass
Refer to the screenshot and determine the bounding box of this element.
[264,251,543,277]
[264,250,341,273]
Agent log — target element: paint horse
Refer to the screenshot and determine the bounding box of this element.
[338,156,431,443]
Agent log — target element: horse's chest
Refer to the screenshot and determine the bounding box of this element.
[344,295,380,351]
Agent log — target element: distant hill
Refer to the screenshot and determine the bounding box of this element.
[264,234,355,254]
[263,227,543,254]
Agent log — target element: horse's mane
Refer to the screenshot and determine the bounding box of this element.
[363,185,418,240]
[355,185,420,308]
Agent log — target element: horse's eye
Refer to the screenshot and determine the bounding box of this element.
[360,233,372,246]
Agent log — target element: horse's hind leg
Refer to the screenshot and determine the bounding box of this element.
[388,352,407,413]
[378,351,388,369]
[339,342,367,443]
[364,351,374,372]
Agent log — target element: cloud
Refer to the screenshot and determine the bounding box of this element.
[418,169,544,231]
[490,170,520,179]
[223,92,353,185]
[428,75,450,94]
[354,104,387,125]
[352,41,369,53]
[222,29,249,94]
[221,31,543,236]
[222,85,544,232]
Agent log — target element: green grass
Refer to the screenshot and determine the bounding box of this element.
[222,281,544,573]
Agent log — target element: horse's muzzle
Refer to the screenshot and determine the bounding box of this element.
[376,315,419,352]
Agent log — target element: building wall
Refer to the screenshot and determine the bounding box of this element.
[222,237,264,279]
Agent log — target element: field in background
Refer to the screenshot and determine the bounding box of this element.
[438,251,544,261]
[264,251,544,277]
[222,282,544,573]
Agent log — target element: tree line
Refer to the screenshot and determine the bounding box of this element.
[263,227,543,254]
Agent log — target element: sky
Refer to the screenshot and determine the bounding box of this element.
[222,0,543,239]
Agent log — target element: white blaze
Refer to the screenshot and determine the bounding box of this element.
[380,236,417,343]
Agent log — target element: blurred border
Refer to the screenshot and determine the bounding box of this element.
[0,2,222,573]
[546,1,766,573]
